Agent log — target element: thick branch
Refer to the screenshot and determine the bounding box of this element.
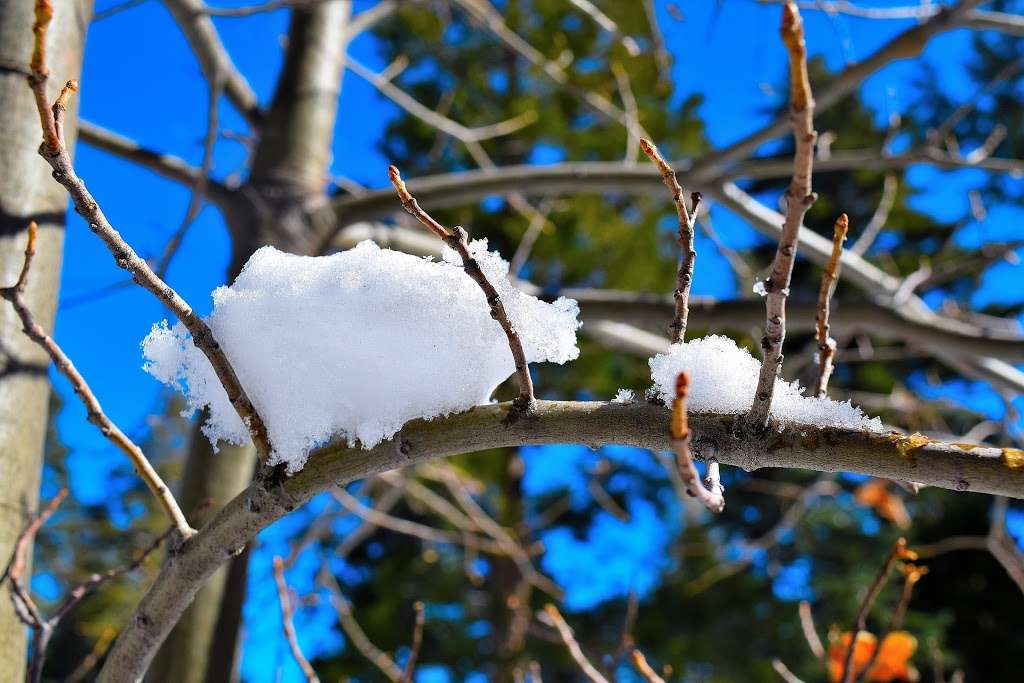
[77,121,233,202]
[98,400,1024,680]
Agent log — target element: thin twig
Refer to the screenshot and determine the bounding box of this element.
[25,4,272,461]
[389,165,536,414]
[272,557,321,683]
[0,224,194,537]
[630,649,667,683]
[542,604,610,683]
[772,658,807,683]
[321,570,404,682]
[813,213,849,397]
[154,74,224,279]
[839,538,916,683]
[640,138,701,344]
[3,490,170,683]
[747,0,818,430]
[799,600,826,659]
[854,563,927,683]
[851,174,897,256]
[671,373,726,513]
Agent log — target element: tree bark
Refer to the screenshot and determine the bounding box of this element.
[0,0,91,679]
[151,3,351,679]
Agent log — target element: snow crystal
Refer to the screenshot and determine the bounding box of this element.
[142,240,580,472]
[648,335,883,432]
[752,279,768,297]
[612,389,636,404]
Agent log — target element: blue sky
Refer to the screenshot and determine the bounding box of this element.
[28,1,1024,680]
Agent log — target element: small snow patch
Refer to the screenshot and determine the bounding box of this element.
[648,335,882,431]
[142,241,580,472]
[612,389,635,404]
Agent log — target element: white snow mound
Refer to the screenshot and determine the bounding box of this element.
[648,335,883,431]
[142,240,581,472]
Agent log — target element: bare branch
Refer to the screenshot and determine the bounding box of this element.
[389,165,536,414]
[814,214,849,397]
[567,0,640,56]
[348,57,537,143]
[321,570,404,682]
[799,600,826,660]
[330,486,506,554]
[839,538,916,683]
[630,649,667,683]
[77,121,232,201]
[3,489,171,683]
[771,658,807,683]
[154,74,224,279]
[542,604,610,683]
[671,373,726,513]
[162,0,261,123]
[24,8,272,461]
[1,223,193,537]
[272,557,320,683]
[640,138,701,343]
[747,1,817,430]
[692,0,986,178]
[452,0,639,132]
[851,174,897,256]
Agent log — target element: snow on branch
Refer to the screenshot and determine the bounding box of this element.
[142,242,579,472]
[97,399,1024,680]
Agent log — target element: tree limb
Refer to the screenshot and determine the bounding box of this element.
[97,399,1024,680]
[161,0,261,123]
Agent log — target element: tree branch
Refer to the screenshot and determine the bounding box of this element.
[747,0,818,431]
[25,6,272,461]
[161,0,261,123]
[1,223,194,537]
[640,138,701,343]
[272,557,320,683]
[814,214,848,397]
[97,399,1024,680]
[77,121,232,202]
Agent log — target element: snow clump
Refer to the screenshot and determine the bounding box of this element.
[142,240,580,472]
[648,335,883,432]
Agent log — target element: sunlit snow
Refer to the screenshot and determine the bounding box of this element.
[648,335,883,431]
[142,240,580,472]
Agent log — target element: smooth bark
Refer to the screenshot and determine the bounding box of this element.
[0,0,91,678]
